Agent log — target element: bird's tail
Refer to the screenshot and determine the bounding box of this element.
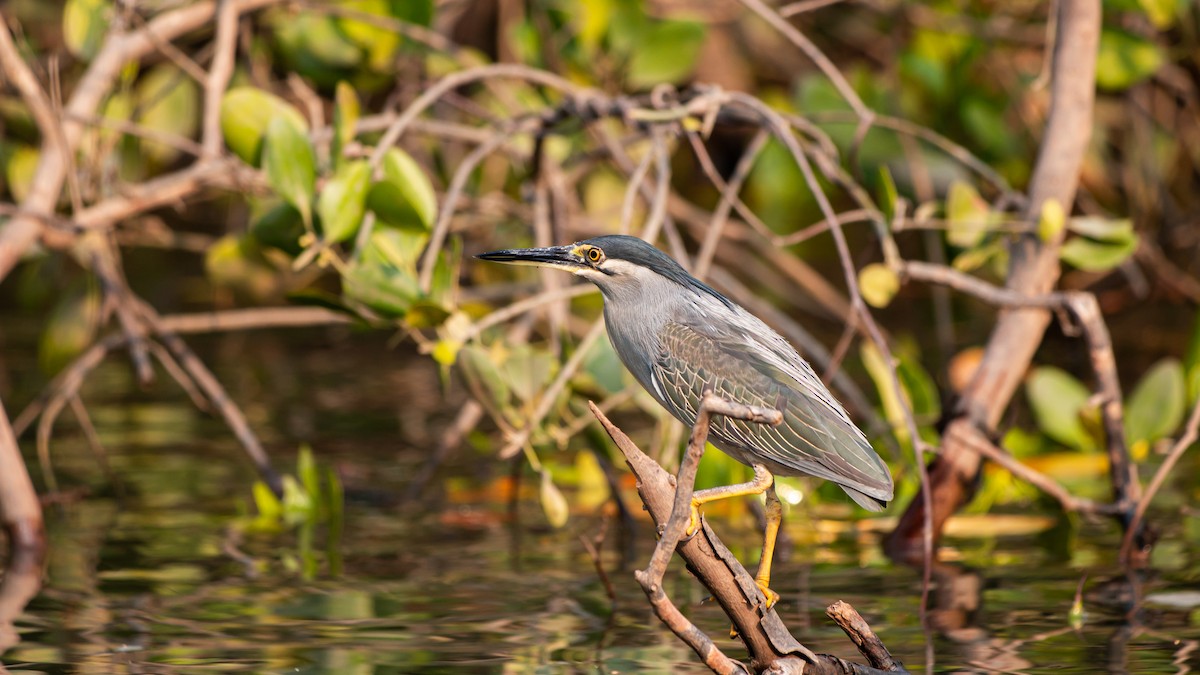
[842,485,889,512]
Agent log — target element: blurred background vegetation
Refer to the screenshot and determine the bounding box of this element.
[1,0,1199,671]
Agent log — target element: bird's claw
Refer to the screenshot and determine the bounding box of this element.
[756,579,780,609]
[684,501,702,538]
[729,580,780,640]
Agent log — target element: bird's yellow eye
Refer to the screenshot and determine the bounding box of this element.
[586,247,603,263]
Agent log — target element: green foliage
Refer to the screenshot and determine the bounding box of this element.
[539,470,570,528]
[624,20,706,89]
[1125,359,1186,450]
[241,446,344,580]
[368,148,438,231]
[39,279,101,375]
[220,88,308,166]
[1059,218,1138,272]
[251,201,305,256]
[858,263,899,308]
[1025,367,1097,452]
[63,0,110,60]
[135,65,200,164]
[4,145,38,202]
[945,180,991,248]
[343,229,424,318]
[331,81,361,169]
[1096,29,1166,91]
[316,160,371,243]
[262,116,317,231]
[861,343,940,447]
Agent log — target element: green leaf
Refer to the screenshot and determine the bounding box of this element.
[626,20,706,89]
[1096,30,1165,91]
[204,234,280,298]
[540,470,570,528]
[263,116,316,229]
[1067,217,1134,242]
[952,238,1004,273]
[575,0,614,51]
[946,180,990,248]
[1185,309,1200,378]
[270,10,364,81]
[1125,358,1185,447]
[316,160,371,244]
[391,0,433,25]
[64,0,110,60]
[5,145,39,203]
[297,444,320,503]
[252,480,283,521]
[39,281,101,375]
[878,166,899,222]
[136,65,200,164]
[368,148,438,230]
[1025,366,1096,451]
[582,338,624,395]
[251,201,305,256]
[897,353,941,420]
[1137,0,1181,28]
[334,0,401,71]
[1059,234,1138,271]
[504,345,557,405]
[282,475,315,524]
[860,342,910,446]
[342,260,420,318]
[461,345,511,407]
[1038,199,1065,243]
[342,227,427,318]
[858,263,899,308]
[332,81,360,168]
[325,467,344,576]
[220,87,308,166]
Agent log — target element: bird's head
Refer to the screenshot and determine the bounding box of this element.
[477,234,732,306]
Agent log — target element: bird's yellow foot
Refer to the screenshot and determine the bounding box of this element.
[729,580,781,639]
[685,500,702,537]
[756,579,780,609]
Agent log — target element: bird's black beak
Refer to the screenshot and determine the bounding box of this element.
[475,244,587,272]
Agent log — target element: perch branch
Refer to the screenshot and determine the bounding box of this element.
[589,401,907,674]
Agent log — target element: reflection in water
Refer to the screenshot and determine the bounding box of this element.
[0,333,1197,672]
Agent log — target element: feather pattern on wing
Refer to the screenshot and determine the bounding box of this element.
[644,304,893,508]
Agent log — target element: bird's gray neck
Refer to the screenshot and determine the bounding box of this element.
[596,269,684,389]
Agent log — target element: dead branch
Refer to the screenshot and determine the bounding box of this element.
[888,0,1102,561]
[0,0,287,284]
[0,396,46,655]
[589,400,907,675]
[826,601,904,672]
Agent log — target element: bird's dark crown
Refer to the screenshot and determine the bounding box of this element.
[580,235,734,309]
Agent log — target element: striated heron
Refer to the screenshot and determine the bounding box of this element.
[478,235,893,604]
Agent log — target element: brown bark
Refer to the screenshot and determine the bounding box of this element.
[0,396,46,654]
[590,401,906,674]
[887,0,1102,560]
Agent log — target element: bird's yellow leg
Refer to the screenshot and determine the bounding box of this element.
[754,484,783,609]
[686,463,773,537]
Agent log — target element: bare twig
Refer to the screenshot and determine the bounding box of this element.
[946,422,1119,516]
[0,395,46,597]
[826,601,904,672]
[691,130,769,280]
[203,0,242,156]
[736,0,870,119]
